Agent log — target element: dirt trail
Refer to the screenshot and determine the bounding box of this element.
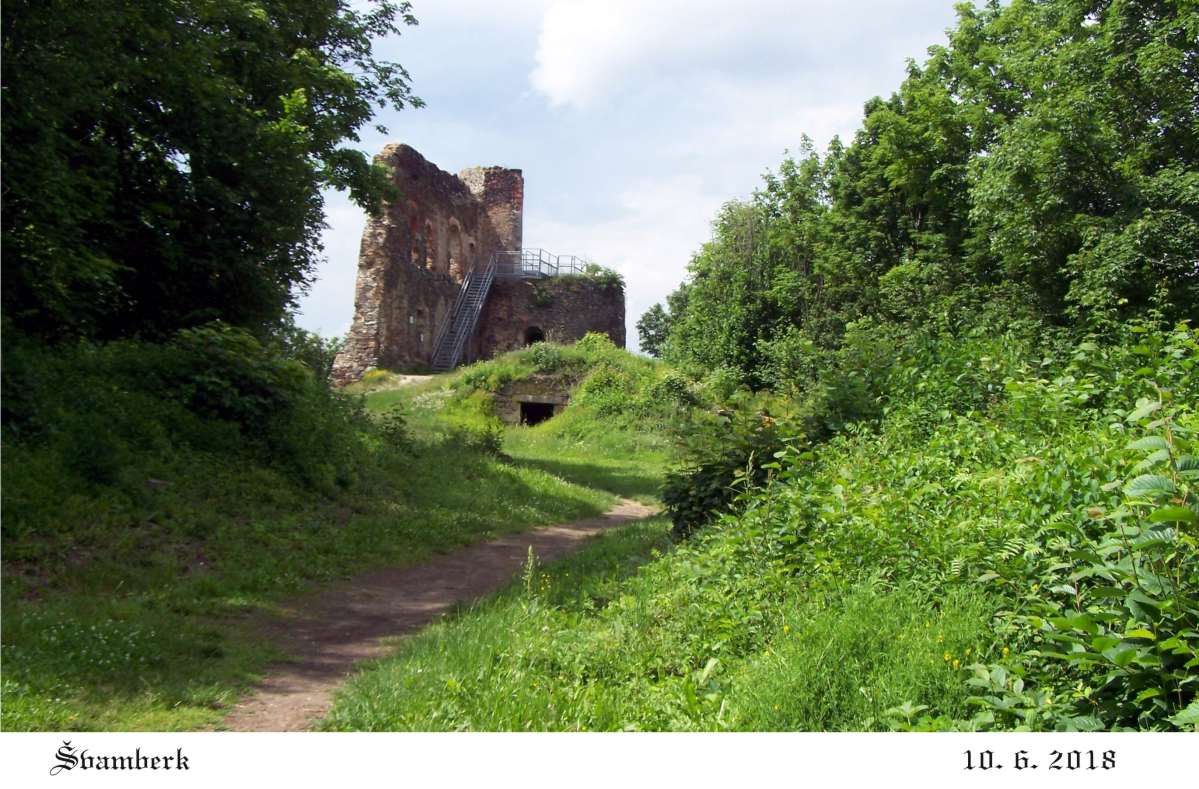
[220,497,658,731]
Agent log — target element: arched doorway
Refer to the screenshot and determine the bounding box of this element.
[448,222,464,280]
[524,326,545,346]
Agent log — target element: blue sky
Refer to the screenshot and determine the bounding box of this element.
[295,0,965,350]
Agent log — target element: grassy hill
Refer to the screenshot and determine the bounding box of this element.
[1,334,672,730]
[322,322,1198,731]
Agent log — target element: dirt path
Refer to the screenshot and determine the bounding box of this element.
[220,497,658,731]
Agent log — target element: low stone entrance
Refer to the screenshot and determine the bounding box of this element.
[493,374,570,425]
[519,401,556,425]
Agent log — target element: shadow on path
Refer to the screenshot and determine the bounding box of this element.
[220,498,659,731]
[509,455,663,502]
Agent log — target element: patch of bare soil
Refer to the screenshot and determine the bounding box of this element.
[220,498,658,731]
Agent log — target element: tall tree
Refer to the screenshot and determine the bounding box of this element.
[636,304,671,358]
[661,0,1198,385]
[2,0,422,341]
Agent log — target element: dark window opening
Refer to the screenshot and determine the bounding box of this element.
[520,401,555,426]
[524,326,545,345]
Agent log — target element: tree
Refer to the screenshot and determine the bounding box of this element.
[636,303,671,357]
[2,0,422,341]
[659,0,1198,383]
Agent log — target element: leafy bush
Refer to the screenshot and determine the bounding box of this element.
[577,263,624,292]
[663,394,803,539]
[449,422,505,457]
[957,326,1199,731]
[361,368,393,386]
[1,320,382,533]
[527,342,563,372]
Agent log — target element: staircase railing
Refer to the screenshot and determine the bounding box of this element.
[493,249,590,278]
[430,270,473,364]
[430,255,497,371]
[429,247,591,371]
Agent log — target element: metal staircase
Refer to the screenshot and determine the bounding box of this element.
[430,256,496,372]
[429,249,591,372]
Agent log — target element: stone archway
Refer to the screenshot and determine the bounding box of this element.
[448,222,464,281]
[423,221,437,270]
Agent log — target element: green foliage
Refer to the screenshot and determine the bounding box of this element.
[446,333,692,438]
[2,0,421,341]
[449,422,506,458]
[577,263,625,292]
[361,369,394,386]
[527,342,564,372]
[328,322,1198,732]
[1,321,374,530]
[961,328,1199,731]
[636,304,672,358]
[663,394,802,539]
[2,376,616,730]
[275,321,345,383]
[661,0,1197,384]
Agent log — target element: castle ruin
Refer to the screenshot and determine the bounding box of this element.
[331,144,625,384]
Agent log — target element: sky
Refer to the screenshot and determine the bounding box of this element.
[295,0,966,351]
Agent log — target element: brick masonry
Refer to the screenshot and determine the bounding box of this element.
[332,145,624,384]
[470,276,625,361]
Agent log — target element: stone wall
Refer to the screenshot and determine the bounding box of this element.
[331,144,626,384]
[492,374,572,424]
[469,276,626,362]
[331,145,523,383]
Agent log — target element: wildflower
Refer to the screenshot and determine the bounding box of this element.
[783,625,791,634]
[965,648,972,657]
[952,659,961,670]
[943,651,951,662]
[1002,646,1009,657]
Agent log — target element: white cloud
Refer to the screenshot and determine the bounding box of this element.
[297,0,964,352]
[296,195,365,337]
[530,0,956,109]
[529,174,725,351]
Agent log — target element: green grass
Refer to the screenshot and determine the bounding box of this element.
[320,516,678,731]
[320,513,996,731]
[322,326,1199,733]
[504,413,668,504]
[1,427,615,731]
[359,341,678,504]
[3,336,685,731]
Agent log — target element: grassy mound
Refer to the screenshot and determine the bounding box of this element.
[360,333,689,502]
[323,322,1199,731]
[0,330,624,731]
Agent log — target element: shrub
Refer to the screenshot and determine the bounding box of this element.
[361,368,393,386]
[527,342,563,372]
[663,393,804,540]
[449,421,505,457]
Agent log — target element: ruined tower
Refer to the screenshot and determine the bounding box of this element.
[331,145,624,384]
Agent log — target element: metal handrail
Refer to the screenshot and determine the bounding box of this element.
[429,248,592,371]
[443,262,494,370]
[431,255,497,371]
[431,265,474,357]
[493,248,591,278]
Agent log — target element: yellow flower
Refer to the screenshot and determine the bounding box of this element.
[1002,646,1010,657]
[965,648,972,657]
[783,625,791,634]
[943,651,951,662]
[952,659,961,670]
